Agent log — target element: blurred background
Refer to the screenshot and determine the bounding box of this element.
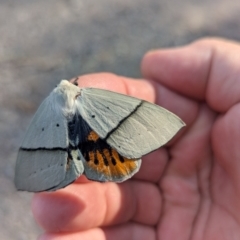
[1,0,240,239]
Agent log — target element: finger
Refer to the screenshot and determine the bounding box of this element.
[70,73,155,102]
[158,105,216,240]
[141,42,210,100]
[212,103,240,221]
[38,223,155,240]
[32,181,161,232]
[142,38,240,112]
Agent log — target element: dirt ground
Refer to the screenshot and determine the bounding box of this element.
[1,0,240,239]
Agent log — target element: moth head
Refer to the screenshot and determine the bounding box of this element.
[55,80,79,95]
[53,80,81,114]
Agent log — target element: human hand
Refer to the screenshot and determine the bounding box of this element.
[32,38,240,239]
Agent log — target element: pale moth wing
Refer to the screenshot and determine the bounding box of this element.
[15,150,69,192]
[106,101,185,158]
[49,149,84,191]
[76,88,186,159]
[15,83,84,192]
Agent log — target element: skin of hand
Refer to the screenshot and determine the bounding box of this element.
[32,38,240,240]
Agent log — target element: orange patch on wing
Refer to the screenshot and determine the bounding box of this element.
[87,131,99,142]
[88,151,95,162]
[85,148,139,179]
[103,149,111,158]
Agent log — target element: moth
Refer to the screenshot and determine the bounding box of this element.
[14,79,185,192]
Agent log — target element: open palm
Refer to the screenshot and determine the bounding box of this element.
[32,38,240,240]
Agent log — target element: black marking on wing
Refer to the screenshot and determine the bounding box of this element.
[104,101,143,140]
[20,147,67,151]
[94,158,99,165]
[74,115,120,166]
[68,113,95,147]
[111,157,117,165]
[119,154,125,163]
[79,135,113,166]
[101,149,109,166]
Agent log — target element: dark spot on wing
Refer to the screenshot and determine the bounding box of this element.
[119,155,125,163]
[111,158,116,165]
[84,153,90,162]
[104,158,109,166]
